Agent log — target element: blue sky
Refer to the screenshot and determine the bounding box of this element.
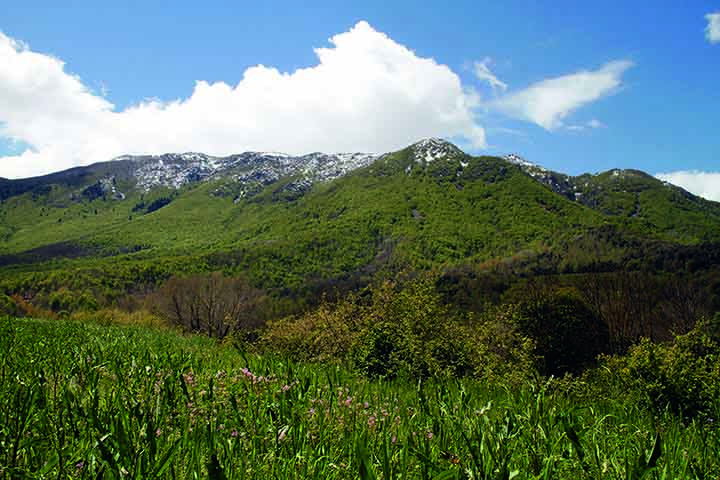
[1,1,719,199]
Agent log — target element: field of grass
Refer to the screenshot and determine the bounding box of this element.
[1,316,718,479]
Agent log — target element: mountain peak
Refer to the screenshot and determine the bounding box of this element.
[411,138,464,164]
[504,153,544,171]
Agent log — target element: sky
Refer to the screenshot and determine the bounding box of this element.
[1,1,719,200]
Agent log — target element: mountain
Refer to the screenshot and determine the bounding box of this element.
[504,153,720,243]
[1,138,719,299]
[0,150,379,202]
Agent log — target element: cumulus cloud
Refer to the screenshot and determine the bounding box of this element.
[707,12,720,44]
[655,170,720,202]
[0,22,485,178]
[491,60,633,130]
[473,57,507,94]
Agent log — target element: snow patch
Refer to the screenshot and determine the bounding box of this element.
[411,138,462,164]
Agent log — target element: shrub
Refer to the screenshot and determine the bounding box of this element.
[262,275,537,381]
[0,293,17,316]
[601,313,720,419]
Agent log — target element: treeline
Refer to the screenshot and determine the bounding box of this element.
[3,261,720,418]
[3,257,719,355]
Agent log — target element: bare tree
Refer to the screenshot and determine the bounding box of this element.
[155,272,265,339]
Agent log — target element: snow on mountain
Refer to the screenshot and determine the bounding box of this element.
[118,150,379,200]
[411,138,464,164]
[504,153,542,170]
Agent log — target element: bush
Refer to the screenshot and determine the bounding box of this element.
[263,276,537,382]
[261,294,360,361]
[601,313,720,419]
[0,293,17,316]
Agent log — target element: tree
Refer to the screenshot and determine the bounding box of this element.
[155,272,265,339]
[513,286,609,376]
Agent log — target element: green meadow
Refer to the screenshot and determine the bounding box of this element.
[2,316,718,479]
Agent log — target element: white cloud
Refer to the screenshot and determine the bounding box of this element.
[655,170,720,202]
[707,12,720,44]
[473,57,507,93]
[491,60,633,130]
[0,22,485,178]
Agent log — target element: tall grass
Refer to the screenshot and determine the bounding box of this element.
[1,316,718,479]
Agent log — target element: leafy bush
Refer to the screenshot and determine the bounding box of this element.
[0,293,17,316]
[263,276,536,382]
[601,313,720,419]
[48,288,99,313]
[261,294,360,361]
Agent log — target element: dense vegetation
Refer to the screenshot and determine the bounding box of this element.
[2,142,720,477]
[2,317,719,479]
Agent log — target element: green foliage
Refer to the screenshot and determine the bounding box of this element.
[1,317,719,478]
[48,289,99,313]
[0,151,609,291]
[263,276,536,383]
[0,293,17,316]
[601,314,720,419]
[350,279,464,379]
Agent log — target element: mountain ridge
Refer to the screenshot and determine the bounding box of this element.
[1,138,710,209]
[1,138,719,289]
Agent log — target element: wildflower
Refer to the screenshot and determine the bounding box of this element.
[309,408,315,415]
[391,435,397,444]
[76,461,84,470]
[218,424,224,430]
[344,396,353,406]
[282,384,291,392]
[183,373,196,386]
[368,415,376,429]
[427,431,433,440]
[156,428,162,437]
[231,430,238,437]
[364,401,369,409]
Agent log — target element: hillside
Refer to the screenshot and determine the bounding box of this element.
[1,138,719,299]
